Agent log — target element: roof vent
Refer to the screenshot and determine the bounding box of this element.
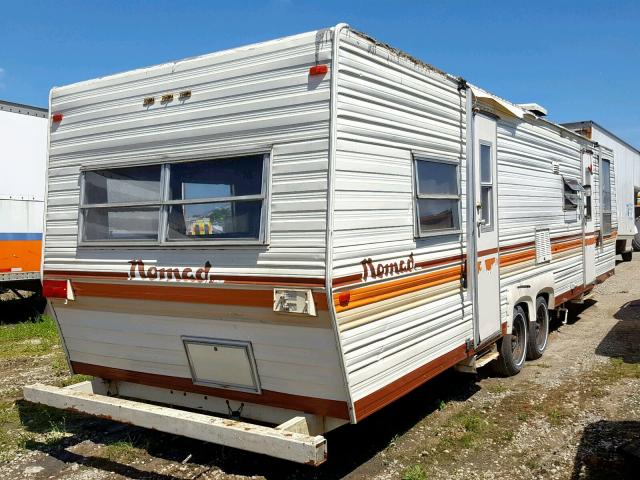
[517,103,548,117]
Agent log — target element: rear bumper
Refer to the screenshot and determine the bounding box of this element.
[23,380,327,465]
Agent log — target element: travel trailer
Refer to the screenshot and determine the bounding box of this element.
[562,120,640,260]
[25,24,617,464]
[0,100,48,293]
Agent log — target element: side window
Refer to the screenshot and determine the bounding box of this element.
[479,143,494,231]
[79,154,267,244]
[562,177,582,211]
[414,158,460,235]
[601,159,612,235]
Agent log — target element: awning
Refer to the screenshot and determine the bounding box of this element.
[470,85,526,119]
[563,177,585,192]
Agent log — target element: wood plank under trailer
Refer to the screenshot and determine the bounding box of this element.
[23,382,327,465]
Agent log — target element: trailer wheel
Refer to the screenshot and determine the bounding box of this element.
[633,217,640,251]
[494,305,528,376]
[527,297,549,360]
[622,250,633,262]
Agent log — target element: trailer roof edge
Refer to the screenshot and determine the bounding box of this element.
[0,99,48,118]
[562,120,640,156]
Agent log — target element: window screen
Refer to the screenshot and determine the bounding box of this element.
[79,155,266,244]
[415,158,460,235]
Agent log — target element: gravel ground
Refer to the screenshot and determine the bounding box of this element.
[1,256,639,480]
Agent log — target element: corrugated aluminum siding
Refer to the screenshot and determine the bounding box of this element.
[333,30,471,402]
[45,30,333,277]
[45,30,351,404]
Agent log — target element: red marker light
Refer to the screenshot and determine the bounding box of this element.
[43,279,68,299]
[52,113,63,122]
[309,65,328,76]
[338,292,351,307]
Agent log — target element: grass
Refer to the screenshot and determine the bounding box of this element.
[102,435,150,463]
[0,313,91,464]
[402,463,428,480]
[0,316,59,359]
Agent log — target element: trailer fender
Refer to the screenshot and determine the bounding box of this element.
[504,272,555,332]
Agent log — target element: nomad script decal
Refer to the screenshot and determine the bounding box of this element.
[128,259,215,283]
[361,253,415,282]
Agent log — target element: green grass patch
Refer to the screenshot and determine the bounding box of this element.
[0,316,59,359]
[102,435,150,463]
[402,463,428,480]
[486,383,508,394]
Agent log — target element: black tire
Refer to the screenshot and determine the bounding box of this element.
[494,305,528,376]
[633,217,640,251]
[622,250,633,262]
[527,297,549,360]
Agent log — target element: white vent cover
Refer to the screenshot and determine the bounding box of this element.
[535,228,552,264]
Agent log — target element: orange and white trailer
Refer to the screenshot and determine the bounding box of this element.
[0,100,48,293]
[25,24,617,464]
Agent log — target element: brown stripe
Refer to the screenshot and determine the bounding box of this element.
[596,269,614,284]
[354,344,468,420]
[70,281,329,310]
[415,254,464,270]
[44,270,325,287]
[554,285,587,306]
[477,247,499,257]
[71,361,350,420]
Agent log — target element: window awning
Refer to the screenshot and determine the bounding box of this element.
[563,177,585,192]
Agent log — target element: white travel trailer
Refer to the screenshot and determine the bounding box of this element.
[0,100,48,292]
[562,120,640,260]
[25,24,617,464]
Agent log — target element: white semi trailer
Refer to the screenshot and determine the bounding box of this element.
[563,121,640,260]
[0,100,48,293]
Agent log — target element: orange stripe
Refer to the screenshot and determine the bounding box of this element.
[499,249,536,267]
[552,239,583,254]
[0,240,42,273]
[336,237,588,312]
[334,265,462,312]
[70,281,328,310]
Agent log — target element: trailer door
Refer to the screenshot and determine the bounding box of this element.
[583,150,596,286]
[473,114,501,343]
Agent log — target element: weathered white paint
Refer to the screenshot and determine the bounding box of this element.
[23,382,327,465]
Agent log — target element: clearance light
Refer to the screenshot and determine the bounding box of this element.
[43,279,75,301]
[51,113,63,123]
[309,65,328,76]
[338,292,351,307]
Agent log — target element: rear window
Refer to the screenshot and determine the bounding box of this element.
[79,154,267,244]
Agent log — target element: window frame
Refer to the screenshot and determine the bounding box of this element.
[412,155,462,238]
[562,176,583,212]
[478,140,495,233]
[77,152,270,247]
[600,158,612,235]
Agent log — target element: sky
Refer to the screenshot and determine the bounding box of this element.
[1,0,639,146]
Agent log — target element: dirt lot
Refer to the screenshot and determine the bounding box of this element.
[1,257,639,480]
